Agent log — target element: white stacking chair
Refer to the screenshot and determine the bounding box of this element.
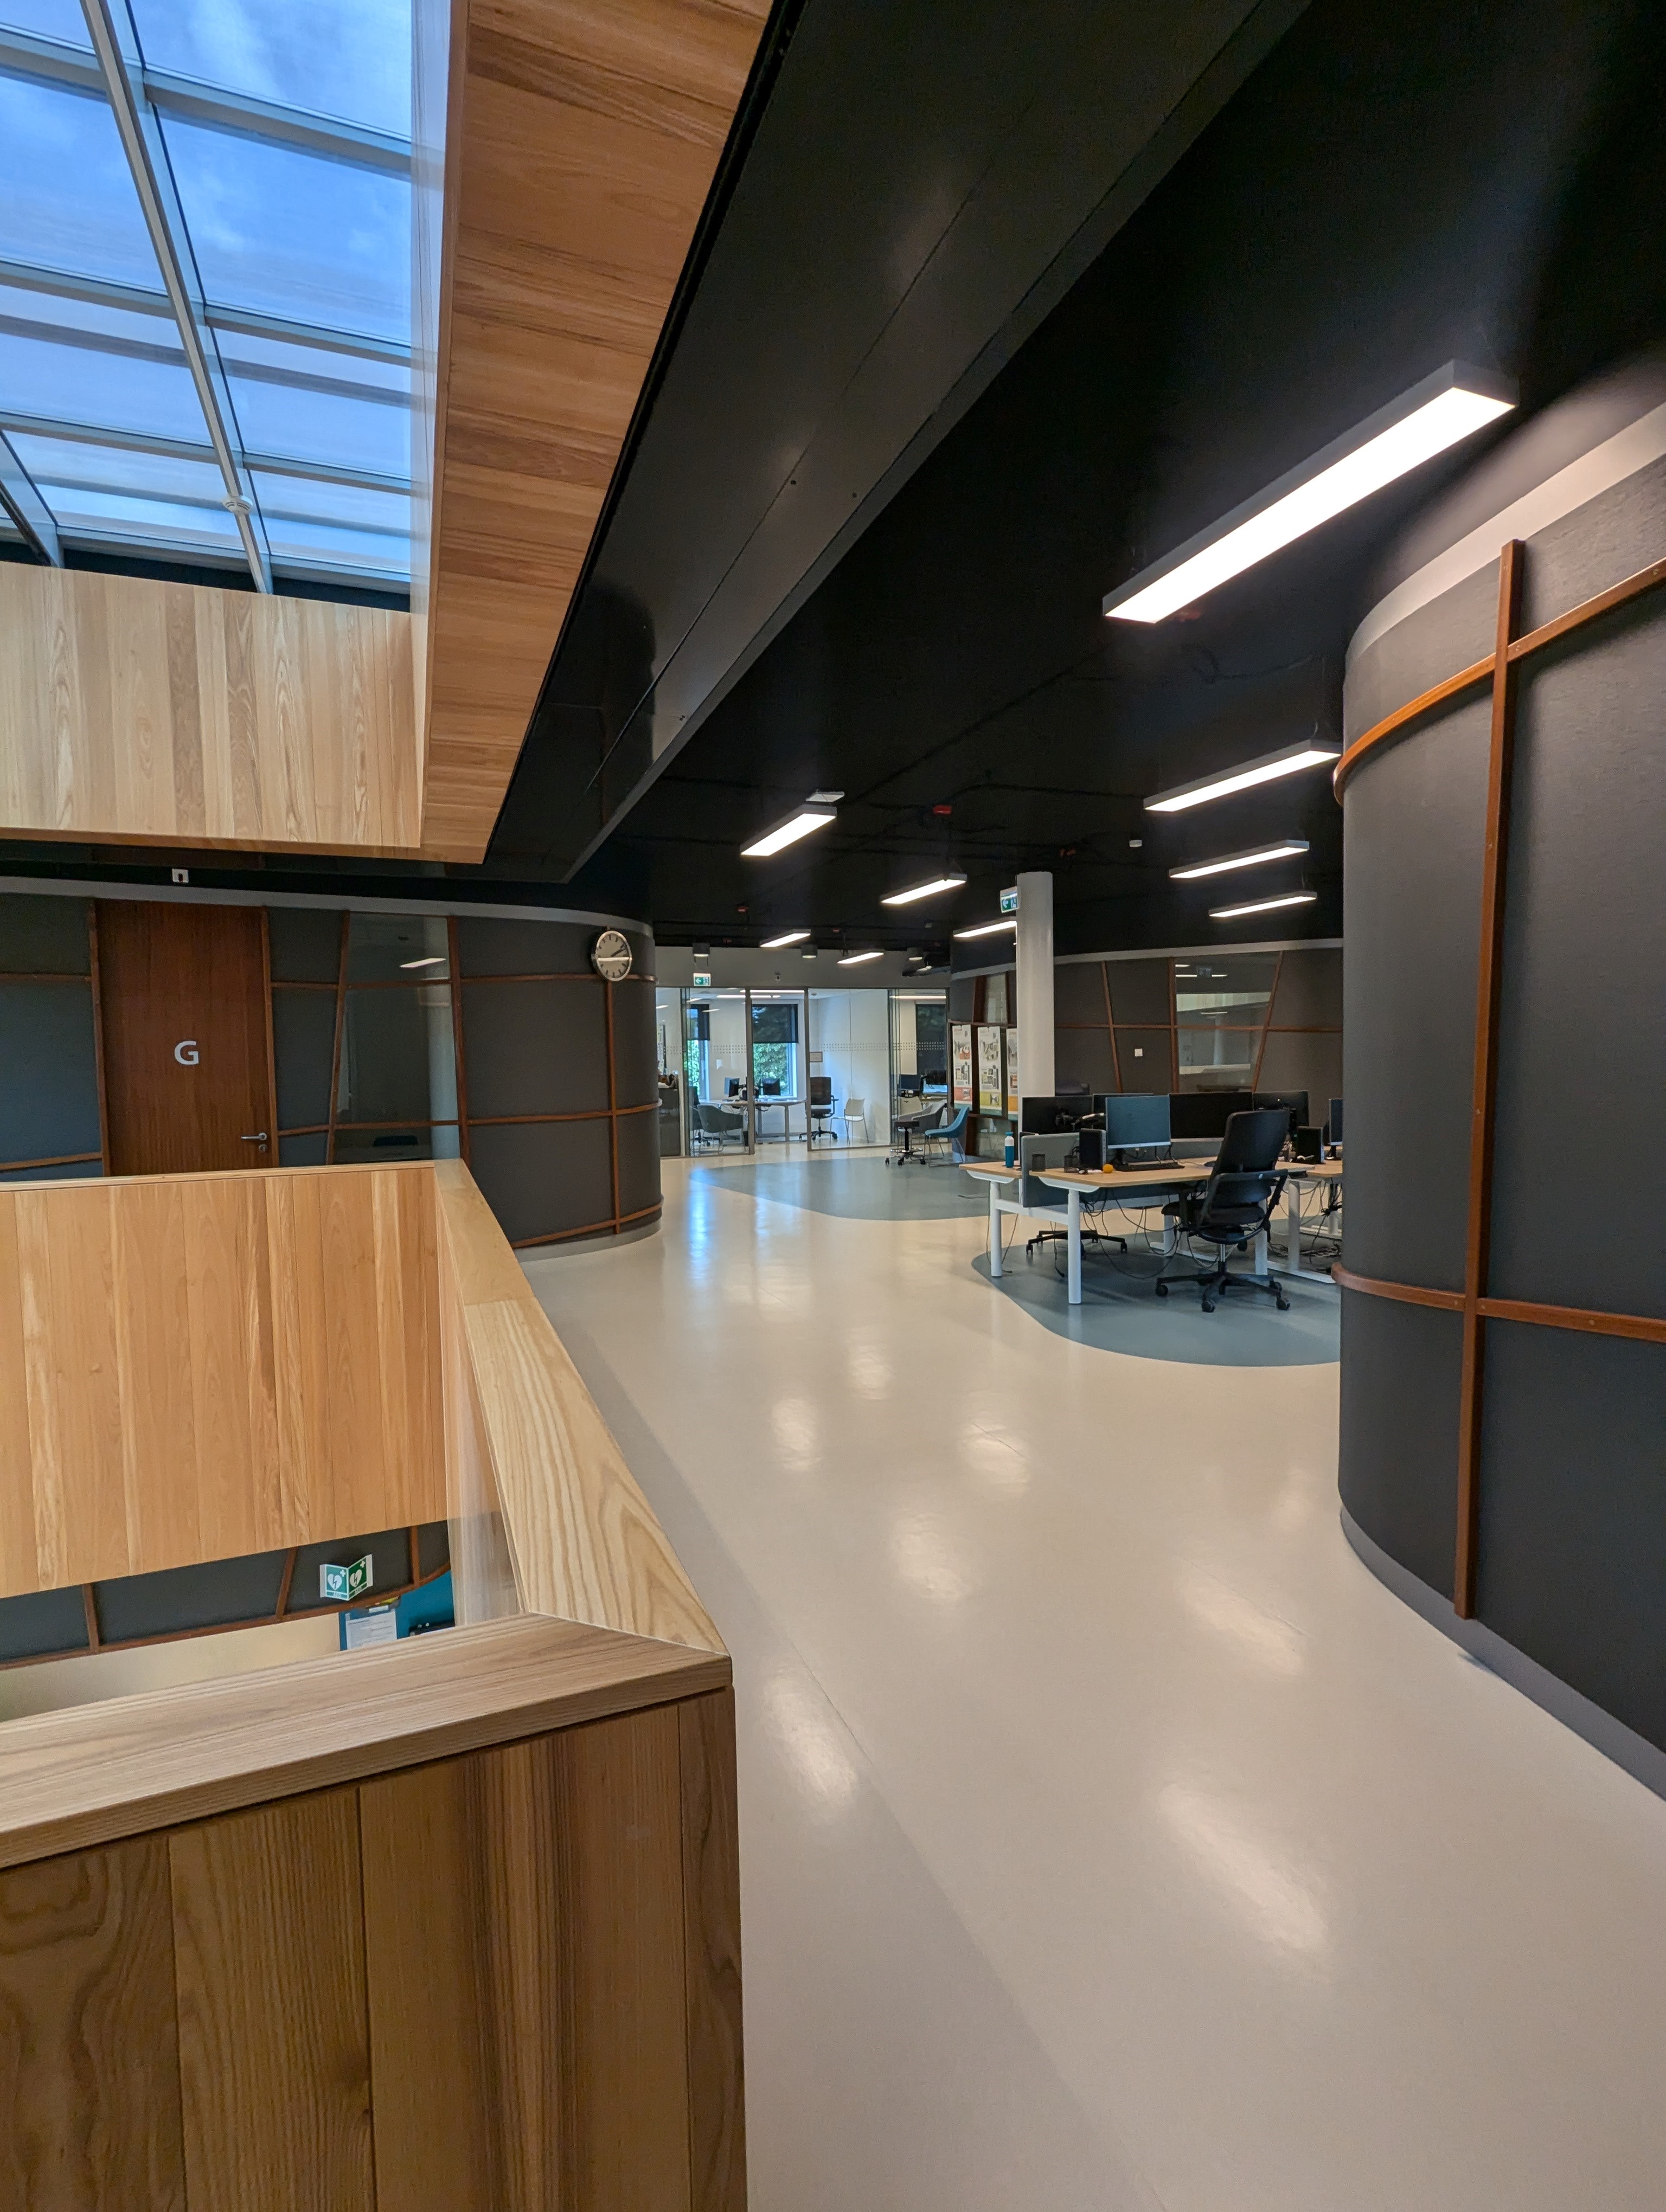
[838,1096,868,1143]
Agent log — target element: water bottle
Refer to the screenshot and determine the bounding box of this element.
[1002,1129,1016,1168]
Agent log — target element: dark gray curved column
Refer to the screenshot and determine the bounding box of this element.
[1340,359,1666,1783]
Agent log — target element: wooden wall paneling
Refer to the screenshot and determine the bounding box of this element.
[0,568,420,855]
[264,1166,331,1548]
[12,1184,126,1592]
[111,1174,203,1573]
[361,1738,563,2210]
[0,1834,185,2210]
[170,1787,375,2211]
[370,1164,445,1528]
[679,1689,747,2212]
[183,1173,283,1564]
[1454,541,1523,1619]
[418,0,773,860]
[0,1194,39,1597]
[556,1705,693,2211]
[439,1223,523,1626]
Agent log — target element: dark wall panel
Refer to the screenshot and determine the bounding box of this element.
[466,1119,615,1244]
[0,893,89,973]
[267,908,343,982]
[1267,946,1342,1027]
[1337,1291,1462,1599]
[1105,959,1170,1026]
[0,1584,91,1662]
[609,983,659,1109]
[272,989,337,1130]
[1477,1324,1666,1752]
[1489,612,1666,1315]
[0,980,102,1164]
[279,1133,329,1167]
[1115,1026,1172,1091]
[1255,1028,1343,1117]
[1342,690,1488,1290]
[96,1551,289,1643]
[1055,1027,1116,1098]
[462,980,608,1118]
[614,1108,662,1219]
[1054,963,1108,1026]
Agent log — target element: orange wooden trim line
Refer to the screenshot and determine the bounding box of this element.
[1334,549,1666,796]
[1331,1265,1464,1311]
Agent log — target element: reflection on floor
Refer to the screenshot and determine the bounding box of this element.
[524,1160,1666,2212]
[693,1149,986,1221]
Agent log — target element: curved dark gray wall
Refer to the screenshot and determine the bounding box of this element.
[1340,359,1666,1767]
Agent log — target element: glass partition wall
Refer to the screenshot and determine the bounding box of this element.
[670,985,944,1154]
[1173,953,1278,1091]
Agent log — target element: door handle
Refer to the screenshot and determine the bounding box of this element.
[240,1132,269,1144]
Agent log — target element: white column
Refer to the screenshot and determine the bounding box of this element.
[1014,870,1054,1104]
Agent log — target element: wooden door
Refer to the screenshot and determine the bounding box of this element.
[96,901,275,1175]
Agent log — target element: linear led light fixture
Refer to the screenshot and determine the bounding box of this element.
[1145,738,1340,814]
[1208,890,1318,920]
[838,949,884,966]
[761,929,811,948]
[1169,838,1309,881]
[881,872,966,906]
[400,954,446,969]
[1103,362,1515,625]
[954,917,1017,940]
[741,789,842,858]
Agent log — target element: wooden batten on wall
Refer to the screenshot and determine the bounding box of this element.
[0,567,420,853]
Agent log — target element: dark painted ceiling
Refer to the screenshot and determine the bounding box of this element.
[489,0,1666,957]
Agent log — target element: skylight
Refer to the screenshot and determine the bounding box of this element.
[0,0,412,589]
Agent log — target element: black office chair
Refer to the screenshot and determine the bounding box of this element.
[1155,1108,1290,1312]
[808,1075,836,1143]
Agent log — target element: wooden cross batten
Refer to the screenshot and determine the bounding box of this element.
[1331,537,1666,1619]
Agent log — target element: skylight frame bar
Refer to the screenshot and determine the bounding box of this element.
[0,410,412,497]
[0,259,412,366]
[0,428,61,563]
[78,0,272,591]
[0,28,411,175]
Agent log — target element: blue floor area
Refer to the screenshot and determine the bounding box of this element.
[972,1242,1338,1367]
[694,1154,988,1221]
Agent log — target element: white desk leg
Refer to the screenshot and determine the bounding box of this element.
[989,1181,1003,1278]
[1286,1181,1303,1271]
[1067,1186,1082,1306]
[1252,1225,1269,1278]
[1163,1211,1178,1256]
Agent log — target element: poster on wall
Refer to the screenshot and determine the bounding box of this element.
[976,1025,1004,1114]
[951,1023,973,1106]
[1004,1027,1019,1116]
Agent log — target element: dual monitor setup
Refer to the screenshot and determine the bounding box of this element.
[1020,1090,1342,1171]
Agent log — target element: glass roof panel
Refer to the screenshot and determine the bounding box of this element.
[0,76,166,289]
[228,370,408,477]
[0,2,93,47]
[127,0,412,138]
[215,327,408,397]
[0,283,176,349]
[251,467,408,533]
[34,481,243,551]
[261,515,410,578]
[159,116,409,340]
[8,431,226,506]
[0,323,207,441]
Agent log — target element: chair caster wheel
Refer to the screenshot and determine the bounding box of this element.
[1155,1281,1168,1298]
[1202,1299,1215,1312]
[1276,1295,1290,1311]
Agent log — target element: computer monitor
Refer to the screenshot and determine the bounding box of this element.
[896,1073,924,1096]
[922,1066,947,1087]
[725,1077,742,1098]
[1254,1090,1309,1139]
[1055,1078,1091,1097]
[1020,1096,1085,1135]
[759,1078,781,1096]
[1168,1089,1255,1141]
[1328,1096,1343,1143]
[1099,1092,1171,1152]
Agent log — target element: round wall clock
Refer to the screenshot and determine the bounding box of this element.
[591,929,633,982]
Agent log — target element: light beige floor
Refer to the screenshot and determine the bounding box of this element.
[525,1159,1666,2212]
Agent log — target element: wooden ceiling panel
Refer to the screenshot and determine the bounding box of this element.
[419,0,771,861]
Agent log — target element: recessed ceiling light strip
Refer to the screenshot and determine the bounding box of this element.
[1145,740,1339,814]
[1169,838,1309,880]
[1103,362,1515,624]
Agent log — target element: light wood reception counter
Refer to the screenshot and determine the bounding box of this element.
[0,1159,744,2212]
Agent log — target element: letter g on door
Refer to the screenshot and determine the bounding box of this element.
[174,1039,200,1066]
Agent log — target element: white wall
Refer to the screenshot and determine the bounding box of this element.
[811,990,890,1143]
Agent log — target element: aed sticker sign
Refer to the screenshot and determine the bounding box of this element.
[321,1554,374,1603]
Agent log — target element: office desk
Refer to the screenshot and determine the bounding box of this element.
[753,1095,805,1141]
[964,1159,1342,1304]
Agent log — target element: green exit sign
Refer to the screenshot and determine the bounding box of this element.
[320,1554,374,1604]
[998,886,1019,914]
